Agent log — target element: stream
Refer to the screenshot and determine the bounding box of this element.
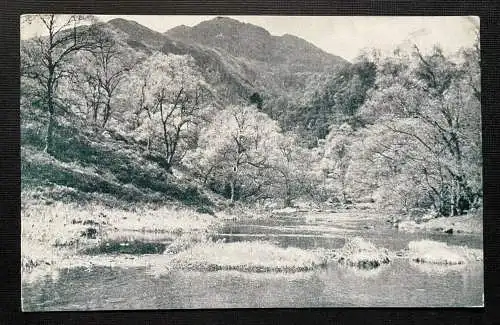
[21,211,483,310]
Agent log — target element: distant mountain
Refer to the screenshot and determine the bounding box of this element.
[103,16,353,144]
[165,17,348,99]
[107,18,167,49]
[107,18,257,104]
[165,17,347,73]
[105,16,349,106]
[22,16,368,149]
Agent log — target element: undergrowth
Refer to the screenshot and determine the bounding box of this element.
[21,120,213,208]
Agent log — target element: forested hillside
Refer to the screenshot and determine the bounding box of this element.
[21,15,481,219]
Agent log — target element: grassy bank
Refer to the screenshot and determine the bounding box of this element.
[21,121,225,280]
[21,198,222,279]
[408,240,483,265]
[397,213,482,234]
[22,199,220,244]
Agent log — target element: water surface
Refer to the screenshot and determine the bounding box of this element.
[22,211,483,310]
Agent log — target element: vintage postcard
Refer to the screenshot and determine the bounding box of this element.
[20,15,482,310]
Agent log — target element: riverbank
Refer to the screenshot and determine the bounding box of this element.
[396,213,482,234]
[21,201,384,279]
[21,198,222,279]
[22,199,484,284]
[408,240,483,265]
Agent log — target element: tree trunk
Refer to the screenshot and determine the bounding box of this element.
[102,99,111,128]
[448,179,459,217]
[164,149,174,174]
[92,105,99,123]
[44,75,55,155]
[230,180,235,203]
[165,154,173,174]
[44,108,55,155]
[283,181,292,207]
[165,125,182,174]
[284,196,292,208]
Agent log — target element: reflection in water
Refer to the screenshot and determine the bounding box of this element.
[22,258,483,310]
[22,213,484,310]
[218,216,483,251]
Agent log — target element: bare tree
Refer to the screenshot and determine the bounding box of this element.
[21,14,97,154]
[157,85,208,172]
[87,29,135,128]
[130,53,212,172]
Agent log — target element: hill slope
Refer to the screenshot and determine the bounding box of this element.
[105,17,353,141]
[165,17,347,72]
[108,18,257,104]
[165,16,349,97]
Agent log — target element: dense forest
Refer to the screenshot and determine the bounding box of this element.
[21,15,481,219]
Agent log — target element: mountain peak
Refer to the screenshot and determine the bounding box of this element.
[108,18,141,28]
[281,33,301,40]
[166,24,192,35]
[213,16,240,23]
[107,18,129,24]
[196,16,271,37]
[107,18,168,48]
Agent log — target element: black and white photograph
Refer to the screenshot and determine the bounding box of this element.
[20,15,482,310]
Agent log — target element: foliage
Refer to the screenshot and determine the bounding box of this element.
[263,55,376,147]
[20,15,481,220]
[312,39,481,217]
[125,52,215,172]
[64,26,139,128]
[249,92,263,110]
[355,43,481,216]
[187,104,316,205]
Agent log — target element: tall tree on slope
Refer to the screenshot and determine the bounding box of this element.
[21,14,98,154]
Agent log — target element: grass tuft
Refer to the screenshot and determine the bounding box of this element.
[336,237,390,269]
[170,240,327,272]
[408,240,483,265]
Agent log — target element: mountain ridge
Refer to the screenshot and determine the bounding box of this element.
[103,16,350,108]
[164,16,347,70]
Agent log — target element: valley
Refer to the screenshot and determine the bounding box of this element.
[20,15,482,309]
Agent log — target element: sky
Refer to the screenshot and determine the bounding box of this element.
[21,15,479,62]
